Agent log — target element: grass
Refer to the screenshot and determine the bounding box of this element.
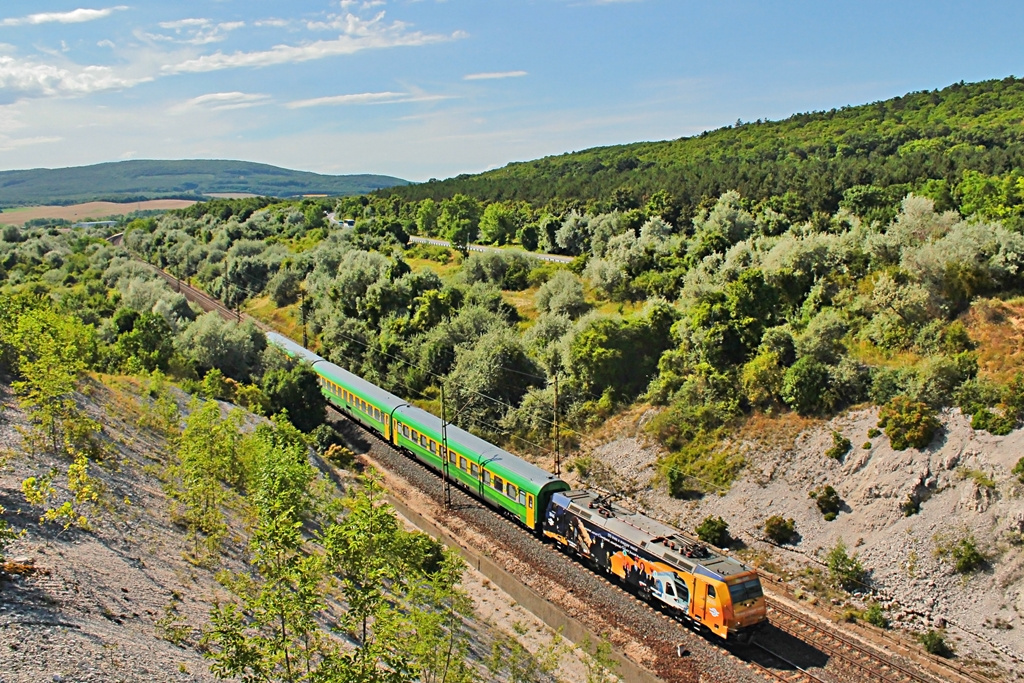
[405,256,462,279]
[847,338,922,369]
[965,297,1024,384]
[245,296,302,341]
[957,467,997,490]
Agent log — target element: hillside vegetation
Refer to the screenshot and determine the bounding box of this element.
[0,159,408,208]
[386,77,1024,230]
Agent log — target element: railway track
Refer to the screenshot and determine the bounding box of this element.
[760,599,944,683]
[122,255,997,683]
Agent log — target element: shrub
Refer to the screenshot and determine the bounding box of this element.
[877,395,940,450]
[900,494,920,517]
[826,540,867,592]
[1013,457,1024,484]
[810,485,843,521]
[695,516,730,547]
[867,427,881,438]
[919,630,954,658]
[781,356,832,415]
[763,515,797,544]
[825,430,852,460]
[864,603,889,629]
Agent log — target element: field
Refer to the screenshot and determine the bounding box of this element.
[0,199,198,226]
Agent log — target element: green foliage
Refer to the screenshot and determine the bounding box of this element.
[935,531,986,574]
[919,630,954,658]
[809,485,843,521]
[580,635,622,683]
[826,540,868,592]
[864,603,889,629]
[695,515,730,547]
[763,515,797,544]
[825,430,852,460]
[1014,457,1024,483]
[0,506,19,561]
[877,395,940,450]
[486,631,563,683]
[663,437,745,497]
[781,356,832,416]
[169,399,247,563]
[385,78,1024,226]
[260,363,326,433]
[900,494,920,517]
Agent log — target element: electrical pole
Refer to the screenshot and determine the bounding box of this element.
[553,372,561,477]
[441,382,452,510]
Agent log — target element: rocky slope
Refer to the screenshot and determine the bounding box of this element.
[0,379,590,683]
[579,405,1024,680]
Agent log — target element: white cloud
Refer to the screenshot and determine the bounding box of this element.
[178,91,272,111]
[165,13,463,73]
[0,6,128,28]
[0,135,63,151]
[97,39,115,49]
[286,91,450,108]
[0,55,148,97]
[152,18,246,45]
[464,70,527,81]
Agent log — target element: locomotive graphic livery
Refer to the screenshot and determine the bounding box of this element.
[267,331,767,641]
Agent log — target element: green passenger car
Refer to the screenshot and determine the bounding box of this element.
[265,332,570,532]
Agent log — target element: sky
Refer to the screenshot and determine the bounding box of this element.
[1,1,1023,182]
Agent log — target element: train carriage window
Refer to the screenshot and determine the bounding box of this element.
[471,463,479,477]
[448,451,457,464]
[459,457,468,471]
[419,434,427,448]
[401,425,409,438]
[519,491,526,505]
[429,441,436,454]
[483,471,491,485]
[493,475,503,491]
[707,586,716,599]
[374,408,381,421]
[507,483,517,499]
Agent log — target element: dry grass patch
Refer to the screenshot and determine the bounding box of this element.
[0,200,197,226]
[503,287,540,322]
[965,297,1024,384]
[735,410,822,452]
[246,296,301,340]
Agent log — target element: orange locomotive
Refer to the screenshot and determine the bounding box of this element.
[544,490,766,641]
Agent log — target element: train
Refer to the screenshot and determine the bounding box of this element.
[266,331,767,641]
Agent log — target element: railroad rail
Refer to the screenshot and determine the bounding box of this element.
[764,599,943,683]
[112,249,1005,683]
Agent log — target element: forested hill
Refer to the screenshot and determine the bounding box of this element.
[384,77,1024,224]
[0,159,408,207]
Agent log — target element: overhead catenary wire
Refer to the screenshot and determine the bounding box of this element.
[139,243,750,504]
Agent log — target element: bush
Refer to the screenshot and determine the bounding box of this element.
[826,540,868,592]
[900,494,920,517]
[919,630,954,658]
[1012,456,1024,484]
[781,356,832,415]
[810,485,843,521]
[763,515,797,544]
[825,430,852,460]
[864,603,889,629]
[947,536,985,574]
[877,395,940,450]
[695,516,730,547]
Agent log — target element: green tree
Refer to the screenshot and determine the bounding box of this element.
[695,516,730,546]
[826,540,867,592]
[416,198,439,237]
[478,202,519,245]
[438,194,481,253]
[6,305,96,453]
[261,364,327,433]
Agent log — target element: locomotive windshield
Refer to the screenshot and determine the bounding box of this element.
[728,579,764,604]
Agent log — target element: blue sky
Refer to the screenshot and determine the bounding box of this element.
[1,1,1023,182]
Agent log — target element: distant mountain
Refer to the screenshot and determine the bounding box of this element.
[383,77,1024,221]
[0,159,409,207]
